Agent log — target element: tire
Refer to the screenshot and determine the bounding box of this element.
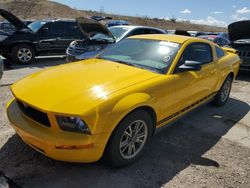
[104,110,153,167]
[11,44,35,64]
[213,75,233,106]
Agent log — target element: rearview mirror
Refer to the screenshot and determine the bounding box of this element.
[178,60,202,72]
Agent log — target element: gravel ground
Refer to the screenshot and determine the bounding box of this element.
[0,59,249,188]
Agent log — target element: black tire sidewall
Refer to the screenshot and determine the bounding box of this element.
[213,76,233,106]
[12,44,35,64]
[105,110,153,167]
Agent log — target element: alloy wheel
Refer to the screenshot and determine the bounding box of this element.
[17,48,33,63]
[220,78,231,102]
[119,120,148,159]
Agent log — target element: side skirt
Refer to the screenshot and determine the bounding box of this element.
[155,92,217,133]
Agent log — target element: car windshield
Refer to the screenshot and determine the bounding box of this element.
[90,33,115,43]
[98,38,180,74]
[28,21,47,32]
[109,27,130,41]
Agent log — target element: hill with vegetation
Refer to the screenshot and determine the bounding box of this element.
[0,0,227,32]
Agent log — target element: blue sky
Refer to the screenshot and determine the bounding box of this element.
[53,0,250,27]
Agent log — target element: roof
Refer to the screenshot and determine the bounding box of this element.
[129,34,193,44]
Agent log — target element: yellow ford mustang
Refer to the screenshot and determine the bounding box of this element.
[7,34,240,167]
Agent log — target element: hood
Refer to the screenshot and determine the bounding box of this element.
[228,20,250,41]
[76,17,115,41]
[11,59,158,114]
[0,9,29,31]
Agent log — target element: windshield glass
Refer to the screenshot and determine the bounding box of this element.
[98,39,180,74]
[28,21,47,32]
[90,33,114,42]
[109,27,130,41]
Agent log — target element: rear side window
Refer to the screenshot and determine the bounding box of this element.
[130,28,164,36]
[216,46,225,58]
[143,29,163,34]
[62,22,82,38]
[179,43,213,65]
[49,22,64,36]
[130,29,145,36]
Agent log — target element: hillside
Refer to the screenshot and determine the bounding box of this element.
[0,0,227,32]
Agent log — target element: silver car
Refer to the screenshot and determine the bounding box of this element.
[66,17,166,62]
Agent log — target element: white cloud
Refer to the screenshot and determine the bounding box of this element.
[212,11,223,15]
[180,9,191,14]
[163,16,170,20]
[231,14,248,21]
[236,7,250,14]
[190,16,227,27]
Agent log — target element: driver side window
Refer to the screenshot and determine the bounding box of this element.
[178,43,213,66]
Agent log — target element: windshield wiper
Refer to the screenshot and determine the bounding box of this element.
[114,60,146,69]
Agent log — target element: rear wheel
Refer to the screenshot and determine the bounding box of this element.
[11,44,35,64]
[104,110,153,167]
[213,75,233,106]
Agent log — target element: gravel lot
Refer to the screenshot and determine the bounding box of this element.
[0,58,250,188]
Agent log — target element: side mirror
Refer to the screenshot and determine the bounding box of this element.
[178,60,202,72]
[39,27,49,35]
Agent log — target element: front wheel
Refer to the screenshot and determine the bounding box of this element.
[213,75,233,106]
[11,44,35,64]
[104,110,153,167]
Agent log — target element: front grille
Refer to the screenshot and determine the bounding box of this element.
[17,100,51,127]
[238,51,250,58]
[68,46,86,56]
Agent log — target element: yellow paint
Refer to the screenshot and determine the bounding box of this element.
[6,34,240,162]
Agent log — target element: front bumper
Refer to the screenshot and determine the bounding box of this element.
[6,99,110,163]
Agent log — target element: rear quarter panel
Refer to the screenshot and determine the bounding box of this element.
[214,49,240,91]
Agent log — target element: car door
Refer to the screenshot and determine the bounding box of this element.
[173,42,219,111]
[36,22,61,53]
[55,22,83,51]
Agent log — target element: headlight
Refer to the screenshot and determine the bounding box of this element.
[56,116,91,134]
[70,41,77,47]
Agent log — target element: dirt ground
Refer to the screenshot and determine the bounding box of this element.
[0,58,249,188]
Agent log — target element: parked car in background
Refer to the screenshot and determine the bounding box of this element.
[167,30,190,36]
[90,15,112,21]
[22,20,34,26]
[0,9,84,64]
[0,20,33,34]
[66,17,166,62]
[228,20,250,70]
[7,34,240,167]
[105,20,129,27]
[218,32,229,40]
[0,21,16,34]
[0,57,3,79]
[198,35,230,47]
